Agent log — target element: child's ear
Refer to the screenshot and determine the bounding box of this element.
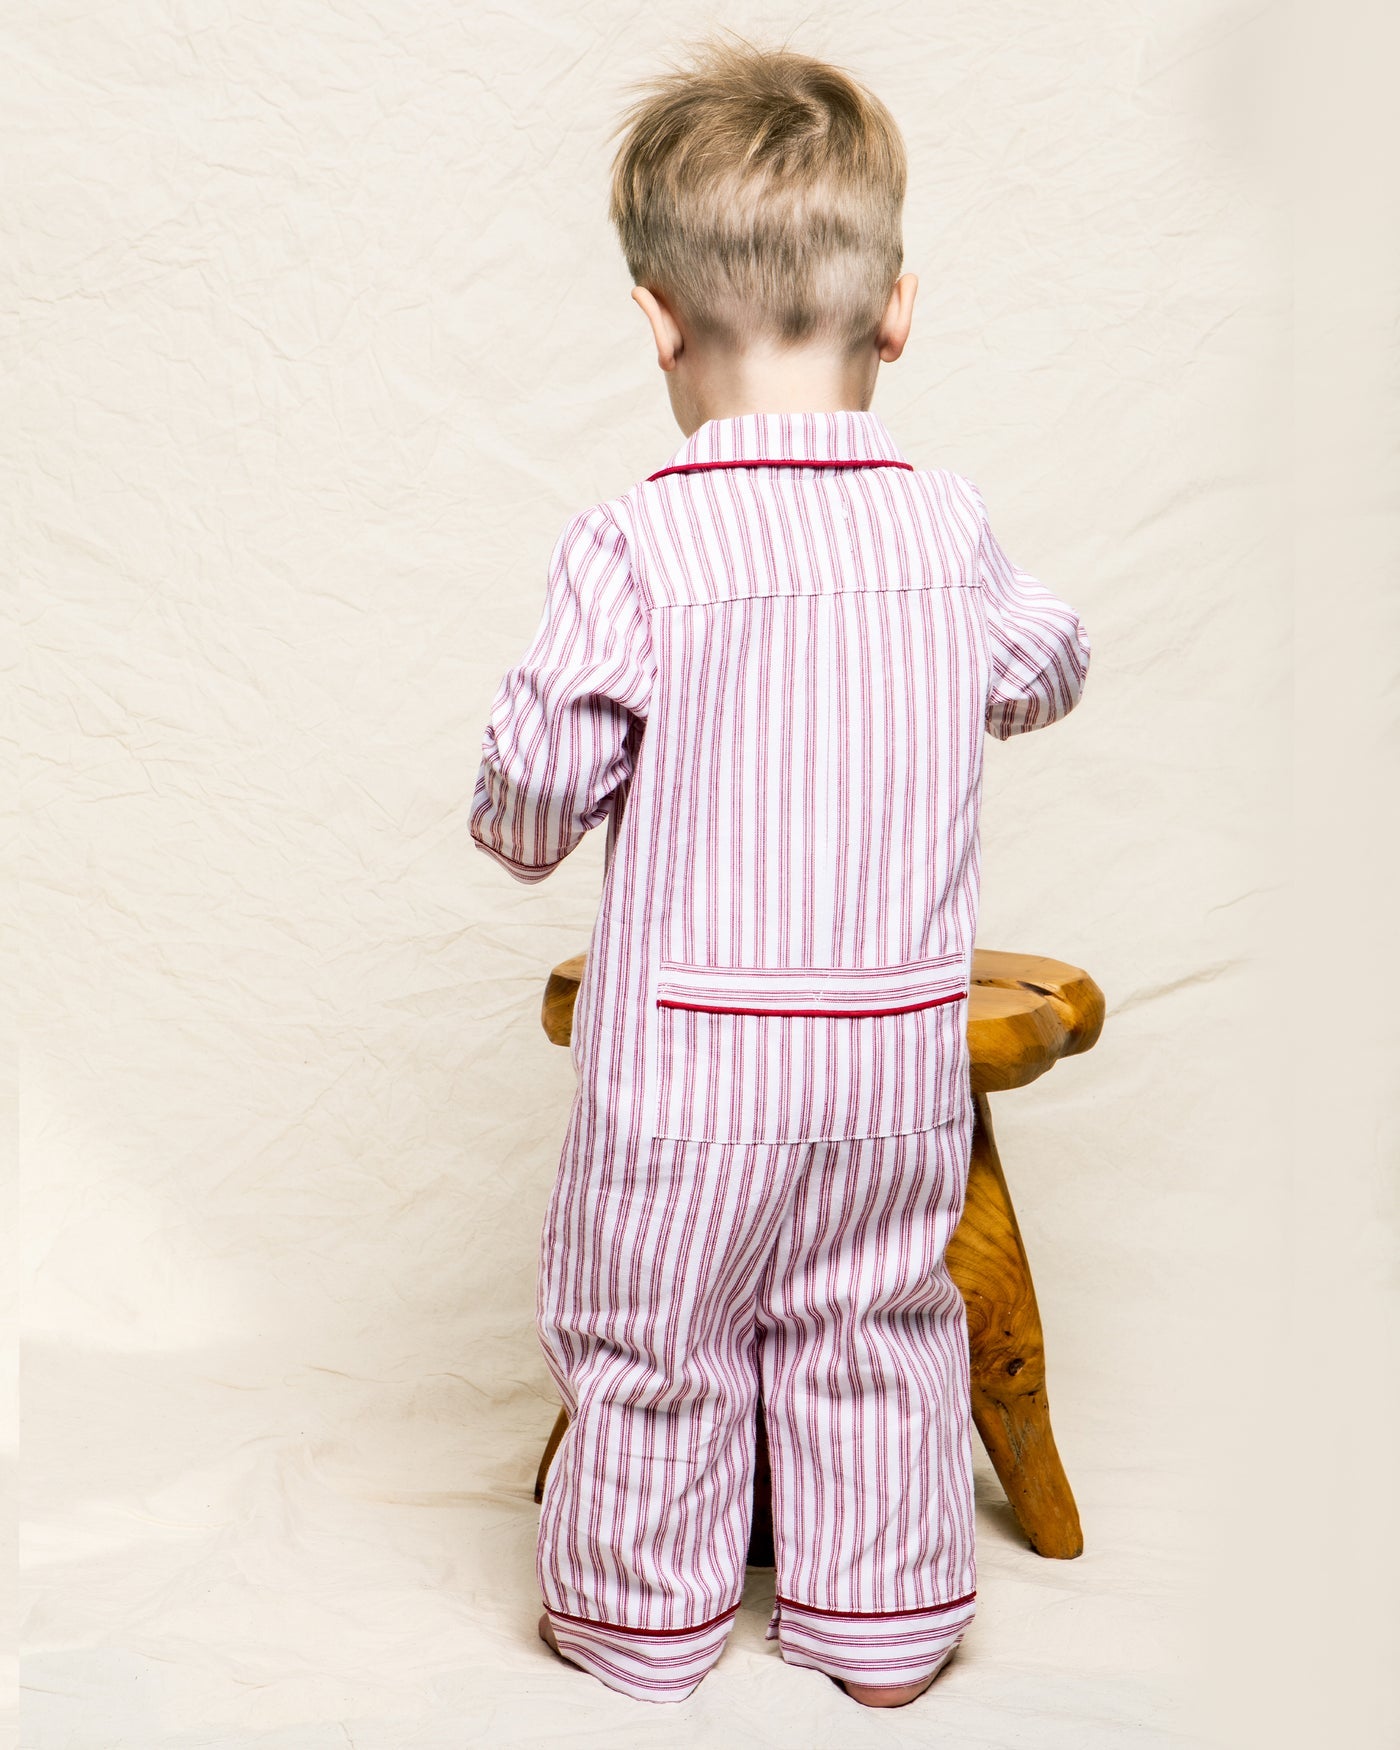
[631,287,684,372]
[877,273,918,363]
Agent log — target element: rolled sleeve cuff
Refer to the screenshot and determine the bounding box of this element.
[471,837,558,884]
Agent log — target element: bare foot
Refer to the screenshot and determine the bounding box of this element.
[538,1611,585,1674]
[840,1675,937,1708]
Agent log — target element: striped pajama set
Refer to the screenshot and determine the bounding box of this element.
[472,410,1090,1702]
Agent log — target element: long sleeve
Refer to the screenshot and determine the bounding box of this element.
[471,502,653,883]
[969,482,1092,740]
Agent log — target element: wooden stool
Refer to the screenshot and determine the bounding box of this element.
[532,949,1103,1562]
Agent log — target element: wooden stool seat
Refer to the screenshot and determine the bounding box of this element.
[533,949,1103,1562]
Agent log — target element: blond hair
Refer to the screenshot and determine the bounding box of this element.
[609,40,906,351]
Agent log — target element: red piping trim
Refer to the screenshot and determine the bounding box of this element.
[546,1601,741,1638]
[776,1589,977,1621]
[656,991,967,1019]
[647,458,915,482]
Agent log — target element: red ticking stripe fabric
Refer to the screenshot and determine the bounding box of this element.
[471,410,1091,1701]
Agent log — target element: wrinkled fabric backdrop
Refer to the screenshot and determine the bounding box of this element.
[14,2,1398,1747]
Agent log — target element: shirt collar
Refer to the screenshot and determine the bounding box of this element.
[650,410,909,479]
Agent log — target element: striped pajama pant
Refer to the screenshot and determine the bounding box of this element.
[536,1101,978,1703]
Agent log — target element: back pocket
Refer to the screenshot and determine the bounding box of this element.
[652,954,969,1145]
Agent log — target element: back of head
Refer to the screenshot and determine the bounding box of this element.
[610,40,907,353]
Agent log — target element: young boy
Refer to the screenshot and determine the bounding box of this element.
[472,42,1090,1708]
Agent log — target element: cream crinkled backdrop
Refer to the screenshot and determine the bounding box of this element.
[13,2,1398,1747]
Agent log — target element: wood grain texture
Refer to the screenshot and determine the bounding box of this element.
[533,947,1100,1560]
[967,985,1068,1094]
[541,954,587,1047]
[946,1092,1083,1557]
[970,949,1106,1059]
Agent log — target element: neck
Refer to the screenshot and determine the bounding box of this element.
[670,341,880,435]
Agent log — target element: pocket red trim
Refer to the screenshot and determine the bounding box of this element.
[655,952,968,1019]
[656,991,967,1020]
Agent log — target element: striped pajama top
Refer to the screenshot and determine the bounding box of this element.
[471,409,1090,1152]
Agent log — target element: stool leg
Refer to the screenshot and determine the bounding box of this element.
[946,1092,1083,1558]
[534,1406,568,1505]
